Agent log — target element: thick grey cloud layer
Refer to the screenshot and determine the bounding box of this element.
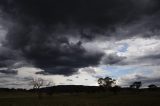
[0,0,160,76]
[0,69,17,75]
[101,53,126,65]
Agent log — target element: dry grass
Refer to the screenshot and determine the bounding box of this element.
[0,91,160,106]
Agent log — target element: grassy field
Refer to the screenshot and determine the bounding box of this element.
[0,91,160,106]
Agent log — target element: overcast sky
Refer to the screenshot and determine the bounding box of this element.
[0,0,160,88]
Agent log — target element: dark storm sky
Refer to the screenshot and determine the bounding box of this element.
[0,0,160,88]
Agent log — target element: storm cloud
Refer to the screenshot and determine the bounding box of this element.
[0,69,17,75]
[101,53,126,65]
[0,0,160,77]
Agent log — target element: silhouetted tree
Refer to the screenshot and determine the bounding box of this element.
[130,81,142,89]
[30,77,52,99]
[31,78,44,89]
[130,84,134,89]
[98,77,116,88]
[148,84,157,88]
[148,84,157,91]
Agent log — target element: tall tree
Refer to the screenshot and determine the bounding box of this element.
[30,77,52,99]
[130,81,142,89]
[98,77,116,88]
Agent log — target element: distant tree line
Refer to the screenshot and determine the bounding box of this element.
[0,76,159,99]
[97,76,159,93]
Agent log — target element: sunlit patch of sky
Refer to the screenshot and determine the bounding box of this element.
[117,43,128,53]
[100,65,152,79]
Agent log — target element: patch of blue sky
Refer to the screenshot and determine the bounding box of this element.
[100,65,152,79]
[117,43,128,53]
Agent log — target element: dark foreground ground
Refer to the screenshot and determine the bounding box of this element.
[0,90,160,106]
